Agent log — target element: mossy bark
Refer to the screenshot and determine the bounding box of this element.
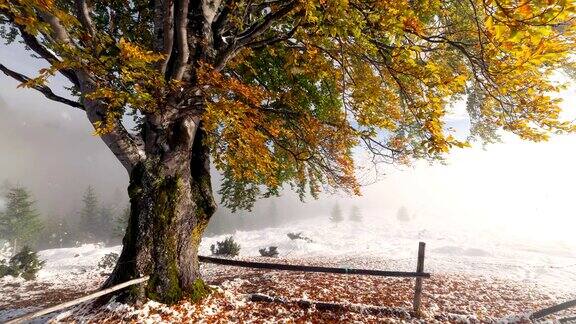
[102,124,216,305]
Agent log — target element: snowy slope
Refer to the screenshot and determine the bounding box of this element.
[201,215,576,295]
[2,215,574,296]
[1,215,575,322]
[37,243,121,282]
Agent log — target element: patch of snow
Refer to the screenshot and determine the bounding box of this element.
[37,243,121,282]
[201,216,576,295]
[0,240,12,260]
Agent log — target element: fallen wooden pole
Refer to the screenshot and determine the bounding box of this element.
[530,298,576,320]
[198,255,430,278]
[560,316,576,323]
[249,293,413,319]
[5,276,150,324]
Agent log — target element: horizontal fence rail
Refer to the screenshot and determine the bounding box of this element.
[530,298,576,320]
[560,316,576,323]
[198,255,430,278]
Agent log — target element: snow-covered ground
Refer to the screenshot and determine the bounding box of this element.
[38,243,121,284]
[203,215,576,295]
[0,243,121,322]
[1,214,575,322]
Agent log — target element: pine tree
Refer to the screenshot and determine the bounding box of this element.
[112,206,130,241]
[397,206,410,222]
[39,215,62,249]
[98,205,114,243]
[349,206,362,223]
[0,186,42,251]
[109,187,124,209]
[40,214,76,249]
[329,204,343,223]
[79,186,99,241]
[55,218,74,248]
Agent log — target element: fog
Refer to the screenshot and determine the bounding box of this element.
[2,42,576,247]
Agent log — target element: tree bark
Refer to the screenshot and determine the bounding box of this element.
[102,121,216,305]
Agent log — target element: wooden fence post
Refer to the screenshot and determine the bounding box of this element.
[413,242,426,315]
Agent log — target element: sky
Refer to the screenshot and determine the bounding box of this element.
[1,41,576,246]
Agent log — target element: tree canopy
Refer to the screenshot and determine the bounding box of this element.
[1,0,575,210]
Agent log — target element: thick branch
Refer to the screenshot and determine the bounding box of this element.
[211,0,233,50]
[234,1,296,48]
[170,0,190,80]
[0,63,83,109]
[3,6,144,173]
[42,9,145,172]
[246,15,302,49]
[0,9,80,87]
[74,0,96,38]
[74,71,145,173]
[38,11,72,44]
[18,29,80,88]
[214,1,297,70]
[154,0,175,75]
[87,108,145,173]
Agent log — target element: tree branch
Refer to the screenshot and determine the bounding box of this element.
[74,0,96,38]
[0,9,80,87]
[0,63,84,109]
[211,0,234,50]
[2,7,145,173]
[170,0,190,80]
[154,0,175,76]
[246,15,302,49]
[38,11,72,44]
[86,105,145,173]
[214,0,297,70]
[18,28,80,88]
[234,1,296,48]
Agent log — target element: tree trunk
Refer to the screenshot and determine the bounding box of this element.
[102,122,216,305]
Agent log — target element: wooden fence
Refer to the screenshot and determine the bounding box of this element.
[5,242,429,323]
[200,241,429,313]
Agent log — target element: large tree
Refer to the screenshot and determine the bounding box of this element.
[1,0,575,303]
